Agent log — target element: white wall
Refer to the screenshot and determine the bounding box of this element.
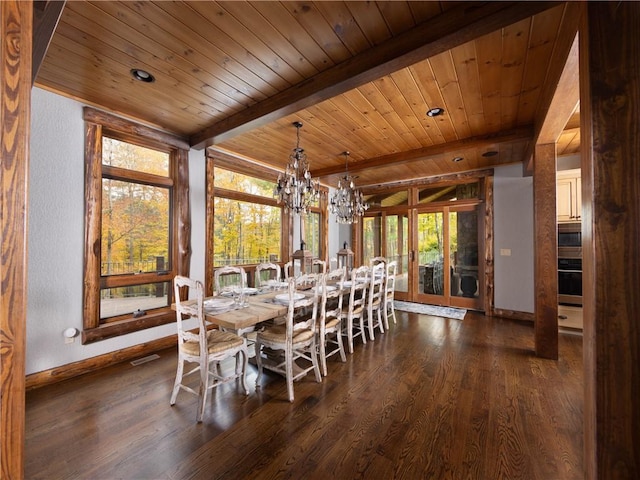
[492,164,535,313]
[27,88,206,375]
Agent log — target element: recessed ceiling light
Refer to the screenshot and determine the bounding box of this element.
[482,150,498,157]
[426,107,445,117]
[131,68,155,83]
[452,156,464,162]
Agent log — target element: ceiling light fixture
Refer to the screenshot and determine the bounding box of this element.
[452,156,464,162]
[274,121,320,216]
[426,107,445,117]
[131,68,155,83]
[329,152,369,224]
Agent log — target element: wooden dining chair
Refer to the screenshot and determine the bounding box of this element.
[341,265,369,354]
[170,275,249,422]
[255,262,281,288]
[254,274,322,402]
[316,268,347,376]
[214,265,247,296]
[365,261,386,340]
[383,260,398,328]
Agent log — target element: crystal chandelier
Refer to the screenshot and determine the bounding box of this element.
[330,152,369,224]
[274,121,320,215]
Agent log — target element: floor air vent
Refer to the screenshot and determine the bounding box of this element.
[130,354,160,366]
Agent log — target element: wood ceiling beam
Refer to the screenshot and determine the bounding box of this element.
[32,0,65,84]
[313,126,534,179]
[523,1,583,174]
[190,1,561,150]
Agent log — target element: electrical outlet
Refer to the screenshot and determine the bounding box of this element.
[500,248,512,256]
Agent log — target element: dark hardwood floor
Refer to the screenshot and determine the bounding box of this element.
[25,311,584,479]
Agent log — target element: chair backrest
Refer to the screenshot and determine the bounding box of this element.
[329,257,338,272]
[385,261,397,300]
[370,256,387,269]
[368,261,386,308]
[255,262,281,288]
[286,273,321,339]
[283,261,293,280]
[214,266,246,295]
[174,275,206,352]
[321,267,346,326]
[312,258,327,274]
[347,265,369,316]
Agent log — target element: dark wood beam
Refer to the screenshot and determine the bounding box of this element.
[581,3,640,478]
[190,1,560,149]
[32,0,65,84]
[313,127,533,178]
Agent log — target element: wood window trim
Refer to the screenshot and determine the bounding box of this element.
[82,107,191,344]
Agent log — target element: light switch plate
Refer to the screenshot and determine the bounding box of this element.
[500,248,511,256]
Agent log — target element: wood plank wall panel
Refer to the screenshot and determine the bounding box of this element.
[1,2,32,477]
[533,143,558,359]
[581,3,640,478]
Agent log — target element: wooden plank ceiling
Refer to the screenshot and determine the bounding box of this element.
[35,1,580,189]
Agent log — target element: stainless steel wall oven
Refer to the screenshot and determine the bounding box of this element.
[557,222,582,306]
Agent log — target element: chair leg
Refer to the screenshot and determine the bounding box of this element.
[196,359,210,423]
[336,327,346,362]
[170,356,184,405]
[358,315,367,345]
[310,339,322,383]
[367,309,376,341]
[383,303,390,330]
[285,348,294,402]
[319,336,328,377]
[377,308,384,334]
[239,347,249,395]
[254,340,263,388]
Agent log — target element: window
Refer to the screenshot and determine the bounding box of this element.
[83,108,190,343]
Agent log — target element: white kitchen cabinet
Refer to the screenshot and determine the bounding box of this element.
[557,169,581,222]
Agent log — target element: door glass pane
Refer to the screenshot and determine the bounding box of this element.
[386,214,409,294]
[362,215,382,265]
[417,212,444,295]
[451,209,479,298]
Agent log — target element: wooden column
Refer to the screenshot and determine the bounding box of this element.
[533,143,558,359]
[1,1,32,478]
[581,3,640,478]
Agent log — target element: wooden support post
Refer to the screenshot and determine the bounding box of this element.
[581,3,640,478]
[1,1,32,478]
[533,143,558,359]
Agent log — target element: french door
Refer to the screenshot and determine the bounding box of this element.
[360,200,485,311]
[413,204,484,311]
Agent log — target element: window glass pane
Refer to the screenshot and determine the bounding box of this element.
[100,282,169,319]
[213,167,275,196]
[418,212,444,294]
[214,197,281,266]
[304,212,320,257]
[101,179,170,275]
[417,182,479,204]
[364,190,408,207]
[102,137,169,176]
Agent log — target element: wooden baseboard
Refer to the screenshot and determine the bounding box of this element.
[25,334,177,391]
[491,308,534,322]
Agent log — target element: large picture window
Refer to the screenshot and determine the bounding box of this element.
[83,108,190,343]
[212,167,283,267]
